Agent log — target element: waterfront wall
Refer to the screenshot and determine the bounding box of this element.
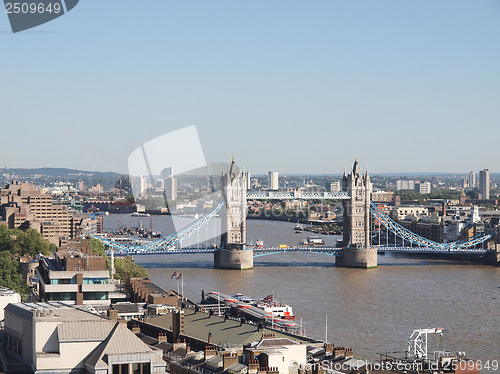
[214,248,254,270]
[336,247,377,269]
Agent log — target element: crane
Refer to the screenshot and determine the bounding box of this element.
[408,328,444,360]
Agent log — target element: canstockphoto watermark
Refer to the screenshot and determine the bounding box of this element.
[3,0,79,33]
[290,360,499,373]
[128,126,244,247]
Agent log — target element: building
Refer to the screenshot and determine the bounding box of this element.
[392,206,429,221]
[0,287,21,321]
[396,180,415,191]
[3,302,166,373]
[0,182,98,244]
[467,171,475,188]
[37,252,114,306]
[479,169,490,200]
[244,336,307,373]
[268,172,279,190]
[371,191,394,203]
[326,181,341,193]
[164,176,177,202]
[245,172,251,190]
[414,181,432,194]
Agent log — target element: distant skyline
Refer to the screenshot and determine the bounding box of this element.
[1,1,499,174]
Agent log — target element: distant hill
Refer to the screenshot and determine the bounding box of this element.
[0,168,125,190]
[0,167,123,178]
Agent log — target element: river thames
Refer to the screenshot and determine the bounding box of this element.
[104,214,500,369]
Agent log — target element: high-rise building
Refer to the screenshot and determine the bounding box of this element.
[161,166,174,178]
[268,171,279,190]
[245,172,251,190]
[414,181,431,194]
[327,181,341,192]
[479,169,489,199]
[164,176,177,202]
[396,180,415,191]
[467,171,475,188]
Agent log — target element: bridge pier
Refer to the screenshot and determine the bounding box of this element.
[336,247,377,269]
[214,247,254,270]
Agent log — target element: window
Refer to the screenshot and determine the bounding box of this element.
[113,364,129,374]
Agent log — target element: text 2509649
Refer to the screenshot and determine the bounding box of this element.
[5,2,62,14]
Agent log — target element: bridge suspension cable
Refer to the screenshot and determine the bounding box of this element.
[92,202,224,253]
[370,202,492,251]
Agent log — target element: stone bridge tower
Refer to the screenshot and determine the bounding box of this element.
[336,158,377,268]
[214,157,253,269]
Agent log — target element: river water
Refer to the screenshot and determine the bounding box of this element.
[103,214,500,369]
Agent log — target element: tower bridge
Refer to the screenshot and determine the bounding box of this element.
[92,158,500,269]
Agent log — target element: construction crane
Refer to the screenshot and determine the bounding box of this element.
[408,328,444,360]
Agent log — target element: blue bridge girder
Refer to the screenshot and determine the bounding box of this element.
[91,197,495,257]
[253,246,342,257]
[92,201,225,254]
[370,202,494,253]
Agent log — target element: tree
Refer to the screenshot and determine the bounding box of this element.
[88,238,111,271]
[0,251,29,296]
[89,237,106,256]
[113,256,148,282]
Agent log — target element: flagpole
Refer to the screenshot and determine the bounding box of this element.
[181,275,184,303]
[177,277,180,306]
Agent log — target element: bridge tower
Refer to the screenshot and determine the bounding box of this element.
[214,157,254,269]
[336,158,377,268]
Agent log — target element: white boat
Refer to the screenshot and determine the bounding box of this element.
[130,212,151,217]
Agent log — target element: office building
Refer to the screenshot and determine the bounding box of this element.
[37,252,114,305]
[3,302,166,373]
[268,171,279,190]
[0,182,97,244]
[479,169,490,199]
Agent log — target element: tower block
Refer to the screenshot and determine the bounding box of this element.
[214,158,253,270]
[336,159,377,268]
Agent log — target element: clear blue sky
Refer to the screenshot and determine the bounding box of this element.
[1,1,499,175]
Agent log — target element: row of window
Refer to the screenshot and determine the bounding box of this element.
[113,362,150,374]
[50,277,109,285]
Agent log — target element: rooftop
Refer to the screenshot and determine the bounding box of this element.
[5,301,107,321]
[146,308,312,347]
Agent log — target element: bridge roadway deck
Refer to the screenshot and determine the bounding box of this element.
[106,245,494,256]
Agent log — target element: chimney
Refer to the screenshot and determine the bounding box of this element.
[324,342,335,353]
[157,332,168,343]
[345,347,354,357]
[107,309,118,321]
[248,359,260,373]
[131,324,140,334]
[222,352,238,369]
[204,345,217,360]
[172,338,187,351]
[261,333,275,340]
[172,309,184,339]
[268,368,279,374]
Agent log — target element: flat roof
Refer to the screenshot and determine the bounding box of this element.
[5,302,108,322]
[146,308,312,347]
